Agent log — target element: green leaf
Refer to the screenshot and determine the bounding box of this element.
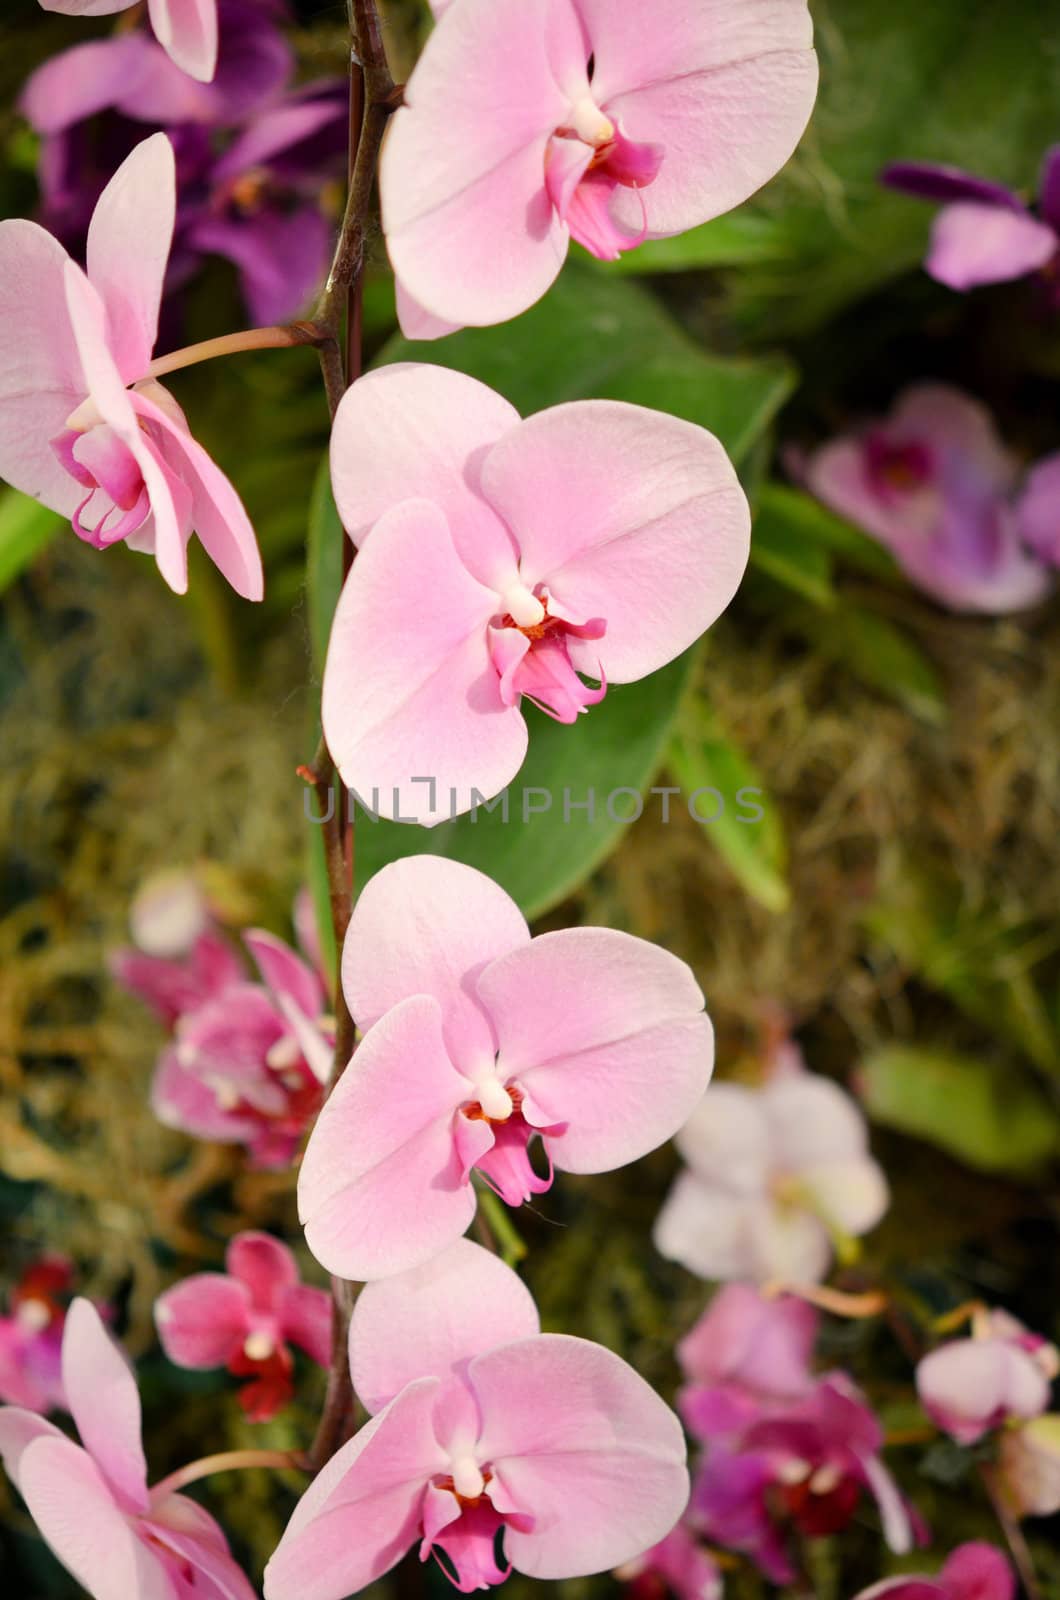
[749,500,836,608]
[0,489,61,592]
[860,1045,1059,1176]
[354,649,698,920]
[379,262,796,467]
[800,604,947,724]
[667,701,790,913]
[756,483,900,580]
[306,458,344,677]
[592,213,789,275]
[306,819,339,989]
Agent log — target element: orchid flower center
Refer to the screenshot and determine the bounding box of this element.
[489,583,607,725]
[865,431,936,502]
[545,84,665,261]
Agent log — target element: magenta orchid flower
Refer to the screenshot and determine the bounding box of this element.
[299,854,712,1280]
[616,1522,722,1600]
[916,1308,1058,1445]
[110,871,245,1026]
[152,927,332,1168]
[39,0,220,85]
[0,1259,73,1413]
[654,1068,888,1285]
[676,1284,818,1438]
[0,1297,255,1600]
[0,133,263,599]
[381,0,818,336]
[323,364,750,822]
[690,1373,914,1584]
[155,1231,331,1422]
[264,1239,689,1599]
[854,1543,1015,1600]
[803,384,1052,613]
[882,148,1060,296]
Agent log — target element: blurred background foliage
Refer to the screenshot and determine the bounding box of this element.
[1,0,1058,1596]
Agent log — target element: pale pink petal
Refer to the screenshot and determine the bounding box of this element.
[146,1499,258,1600]
[673,1083,772,1191]
[582,0,818,236]
[277,1285,332,1368]
[798,1157,890,1238]
[342,855,529,1066]
[394,282,462,341]
[926,202,1057,290]
[745,1201,833,1285]
[653,1172,760,1281]
[320,499,527,824]
[477,927,711,1172]
[918,1342,1050,1444]
[226,1232,299,1309]
[62,1298,148,1512]
[148,0,219,82]
[0,220,84,515]
[761,1074,871,1166]
[472,1334,688,1579]
[264,1379,447,1600]
[86,133,174,383]
[63,264,190,593]
[1016,453,1060,565]
[380,0,572,326]
[480,401,750,682]
[155,1274,250,1367]
[20,36,165,133]
[244,931,323,1025]
[129,384,264,600]
[17,1435,171,1600]
[329,364,520,588]
[151,1042,260,1144]
[677,1283,817,1399]
[38,0,135,12]
[860,1452,914,1554]
[298,996,476,1280]
[351,1239,539,1414]
[0,1408,65,1487]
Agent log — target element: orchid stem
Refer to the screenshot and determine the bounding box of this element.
[304,0,396,1481]
[144,323,326,381]
[150,1449,300,1502]
[761,1280,889,1319]
[980,1464,1043,1600]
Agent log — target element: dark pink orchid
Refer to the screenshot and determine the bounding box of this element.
[854,1542,1015,1600]
[0,1259,72,1414]
[0,135,263,598]
[264,1240,689,1598]
[616,1523,723,1600]
[0,1298,255,1600]
[676,1284,818,1438]
[883,148,1060,298]
[155,1232,331,1422]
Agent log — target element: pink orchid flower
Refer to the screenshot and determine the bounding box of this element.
[0,133,263,599]
[653,1069,889,1285]
[39,1,219,85]
[690,1374,915,1585]
[0,1298,254,1600]
[381,0,818,336]
[803,384,1052,613]
[882,149,1060,298]
[854,1542,1015,1600]
[323,364,750,822]
[155,1231,331,1422]
[616,1522,723,1600]
[299,854,712,1280]
[917,1308,1058,1445]
[0,1259,73,1413]
[998,1414,1060,1519]
[264,1239,689,1599]
[676,1284,818,1437]
[153,927,332,1168]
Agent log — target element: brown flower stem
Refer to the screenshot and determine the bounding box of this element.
[149,1450,302,1501]
[304,0,397,1480]
[143,322,327,381]
[980,1464,1042,1600]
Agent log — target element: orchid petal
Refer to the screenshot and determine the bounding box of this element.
[244,931,324,1025]
[478,926,711,1172]
[155,1274,250,1368]
[226,1232,299,1309]
[276,1285,332,1368]
[86,132,174,383]
[63,1299,148,1512]
[343,855,529,1065]
[299,995,476,1280]
[351,1238,539,1414]
[0,1408,65,1486]
[480,400,750,681]
[147,0,219,82]
[472,1334,688,1579]
[321,498,526,824]
[926,202,1056,290]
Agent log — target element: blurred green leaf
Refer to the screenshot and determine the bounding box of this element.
[306,458,344,677]
[860,1044,1059,1175]
[594,213,789,274]
[354,649,697,920]
[380,263,796,466]
[667,701,790,913]
[757,483,899,579]
[750,501,837,608]
[306,819,339,988]
[0,489,61,592]
[801,604,947,724]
